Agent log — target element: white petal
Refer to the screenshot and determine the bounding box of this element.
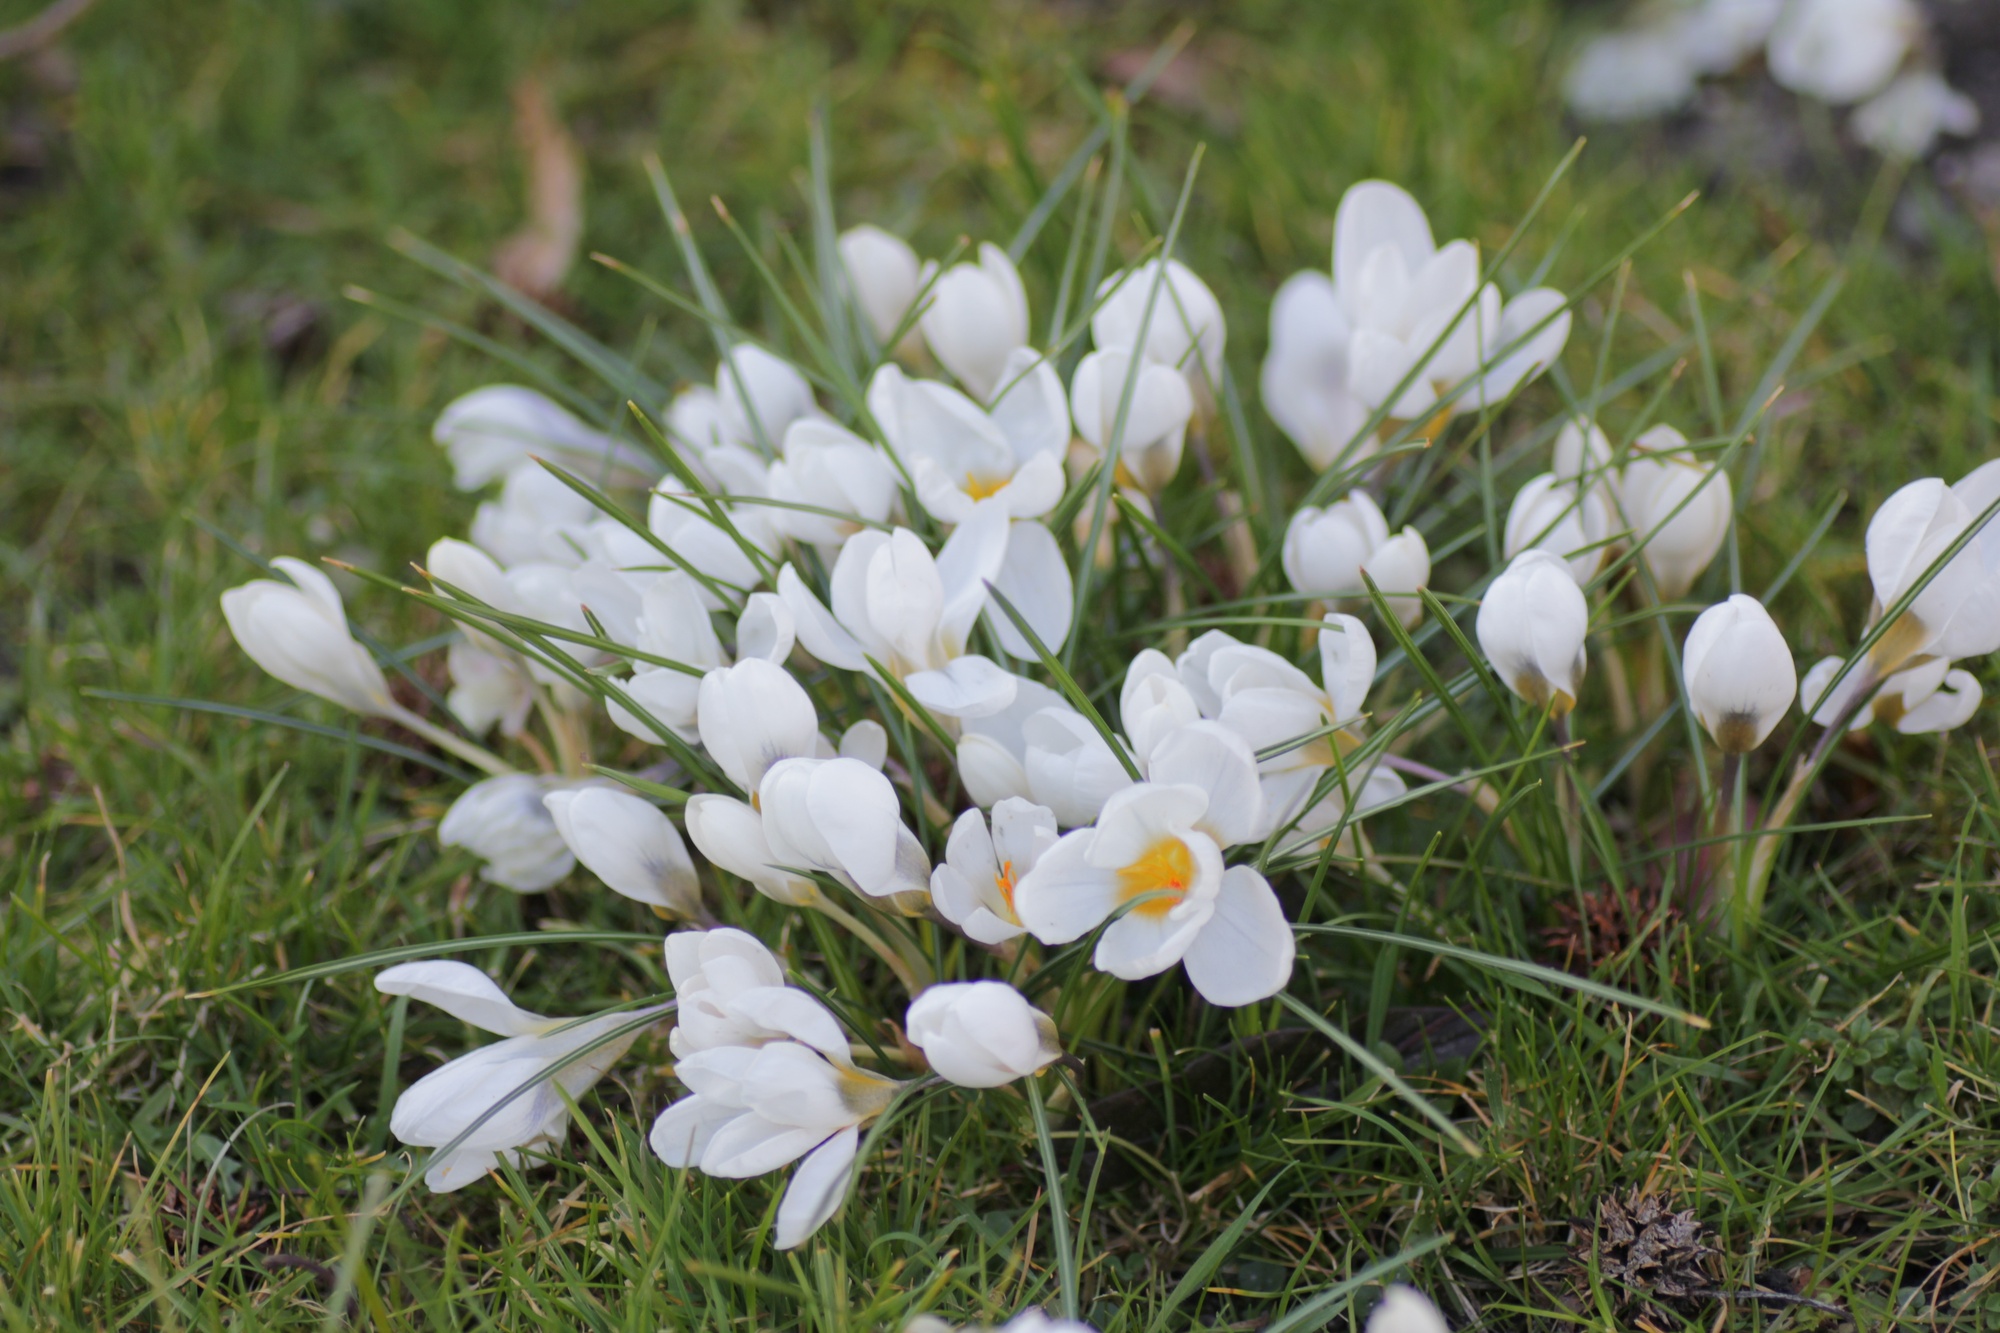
[1144,723,1267,847]
[906,654,1020,719]
[987,520,1073,659]
[773,1126,859,1250]
[375,960,549,1037]
[1180,866,1296,1006]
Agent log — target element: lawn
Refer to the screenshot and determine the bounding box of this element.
[4,0,1999,1329]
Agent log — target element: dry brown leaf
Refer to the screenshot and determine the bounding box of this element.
[491,75,583,303]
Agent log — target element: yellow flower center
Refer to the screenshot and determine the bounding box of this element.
[964,473,1011,501]
[1115,836,1195,920]
[993,859,1022,922]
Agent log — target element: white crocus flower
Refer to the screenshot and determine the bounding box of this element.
[1504,472,1611,584]
[1563,23,1698,121]
[1279,492,1432,626]
[683,794,821,907]
[1477,550,1589,717]
[869,353,1069,524]
[1852,71,1980,159]
[1767,0,1919,105]
[908,1314,1099,1333]
[1619,426,1732,600]
[445,640,534,737]
[954,675,1076,807]
[1260,269,1370,472]
[221,558,396,717]
[666,384,731,454]
[838,224,922,348]
[919,242,1030,402]
[1284,492,1389,599]
[756,755,931,902]
[1333,180,1572,421]
[905,981,1062,1088]
[1368,1285,1451,1333]
[543,787,702,917]
[645,475,779,609]
[376,960,660,1192]
[1023,708,1138,828]
[696,657,822,794]
[1365,528,1433,629]
[1093,258,1227,390]
[433,384,655,492]
[619,583,793,745]
[469,463,599,568]
[1121,651,1205,769]
[663,927,788,1056]
[1070,347,1195,493]
[717,344,817,453]
[777,506,1040,714]
[764,418,901,546]
[439,774,597,892]
[650,981,902,1250]
[1801,655,1983,735]
[1862,475,2000,670]
[930,798,1058,944]
[1682,594,1798,753]
[1195,617,1404,846]
[1011,764,1294,1006]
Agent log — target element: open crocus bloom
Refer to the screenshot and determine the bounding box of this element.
[869,353,1069,525]
[377,961,662,1192]
[1011,770,1294,1006]
[1862,474,2000,672]
[649,957,902,1250]
[433,385,657,492]
[1186,617,1405,846]
[931,797,1058,944]
[1261,270,1372,471]
[778,506,1061,715]
[1335,180,1571,423]
[1800,654,1983,736]
[764,419,901,547]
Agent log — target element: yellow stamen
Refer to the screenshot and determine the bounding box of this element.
[1116,837,1195,920]
[964,473,1010,501]
[993,859,1021,921]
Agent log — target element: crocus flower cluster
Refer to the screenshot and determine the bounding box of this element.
[213,163,1997,1281]
[1565,0,1979,159]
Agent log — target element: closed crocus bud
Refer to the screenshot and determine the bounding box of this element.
[1363,526,1432,628]
[1682,594,1798,752]
[1476,550,1589,716]
[1563,25,1697,122]
[1504,472,1608,584]
[1094,258,1226,389]
[1620,427,1732,600]
[220,557,395,717]
[1070,348,1194,493]
[543,788,702,918]
[1283,492,1390,598]
[1367,1286,1450,1333]
[838,224,922,348]
[439,775,580,892]
[906,981,1062,1089]
[920,242,1030,402]
[697,658,821,794]
[1767,0,1917,104]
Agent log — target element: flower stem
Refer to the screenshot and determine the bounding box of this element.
[385,704,515,777]
[815,896,930,995]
